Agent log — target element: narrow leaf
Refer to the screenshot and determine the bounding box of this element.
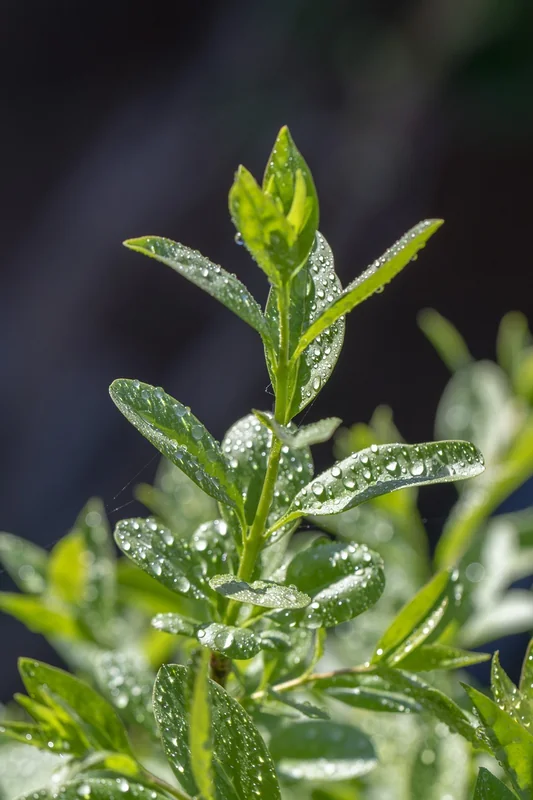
[269,720,377,782]
[154,664,281,799]
[254,410,342,448]
[464,683,533,794]
[491,652,533,726]
[267,690,330,720]
[473,768,517,799]
[273,541,385,628]
[124,236,270,344]
[418,308,472,372]
[0,594,84,640]
[372,569,457,665]
[190,650,215,800]
[519,638,533,698]
[278,440,484,524]
[209,575,311,609]
[16,779,173,800]
[75,499,116,628]
[398,644,490,672]
[109,380,240,508]
[48,532,87,605]
[294,219,443,357]
[0,533,47,594]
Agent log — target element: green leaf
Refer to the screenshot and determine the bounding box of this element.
[0,720,48,750]
[276,440,484,524]
[114,517,208,600]
[208,575,311,609]
[273,541,385,628]
[221,413,313,528]
[372,569,459,665]
[109,380,240,508]
[497,311,532,382]
[136,457,217,534]
[18,659,134,758]
[154,663,281,799]
[265,232,345,416]
[74,499,116,628]
[116,560,204,619]
[254,410,342,448]
[322,677,423,714]
[262,125,319,268]
[398,644,490,672]
[269,628,315,684]
[519,638,533,697]
[473,768,517,799]
[48,532,87,606]
[267,690,330,720]
[464,683,533,795]
[123,236,270,344]
[190,520,238,579]
[417,308,472,372]
[491,652,533,727]
[268,720,377,781]
[0,594,84,640]
[152,615,262,660]
[92,651,157,735]
[293,219,443,358]
[15,778,173,800]
[0,533,48,594]
[190,650,215,800]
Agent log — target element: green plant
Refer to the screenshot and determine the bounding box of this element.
[1,128,533,799]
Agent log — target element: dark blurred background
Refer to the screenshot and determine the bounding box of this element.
[1,0,533,696]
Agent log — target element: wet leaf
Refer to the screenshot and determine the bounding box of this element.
[265,233,345,416]
[464,683,533,794]
[398,644,490,672]
[154,663,281,799]
[124,236,270,344]
[293,219,443,357]
[267,690,330,720]
[190,649,215,800]
[372,569,460,665]
[491,652,533,727]
[209,575,311,609]
[221,413,312,528]
[269,720,377,781]
[109,380,240,508]
[114,518,208,601]
[92,651,157,736]
[277,440,484,524]
[18,659,134,757]
[15,778,172,800]
[273,541,385,628]
[74,499,116,627]
[473,768,517,799]
[254,410,342,449]
[519,638,533,698]
[153,615,262,660]
[0,533,48,594]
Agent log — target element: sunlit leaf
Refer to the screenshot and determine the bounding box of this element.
[269,720,377,781]
[464,683,533,794]
[152,614,262,660]
[124,236,270,345]
[267,690,330,720]
[272,541,384,628]
[74,499,116,628]
[109,380,240,508]
[398,644,490,672]
[0,594,84,640]
[92,651,157,736]
[519,638,533,698]
[0,533,48,594]
[15,778,172,800]
[275,440,484,525]
[209,575,311,609]
[48,532,87,606]
[293,219,443,358]
[154,664,281,799]
[491,652,533,727]
[254,410,342,448]
[190,650,215,800]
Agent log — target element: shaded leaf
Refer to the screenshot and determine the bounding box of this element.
[154,664,281,799]
[0,533,47,594]
[221,413,312,528]
[277,440,484,524]
[124,236,270,343]
[114,518,207,601]
[74,499,116,628]
[0,594,84,640]
[254,410,342,448]
[293,219,443,357]
[273,541,385,628]
[92,651,157,736]
[190,649,215,800]
[473,767,517,799]
[116,559,205,620]
[418,308,472,372]
[323,680,422,714]
[267,690,330,720]
[398,644,490,672]
[15,778,173,800]
[109,380,240,508]
[269,720,377,781]
[372,569,459,665]
[209,575,310,609]
[464,683,533,794]
[497,311,532,383]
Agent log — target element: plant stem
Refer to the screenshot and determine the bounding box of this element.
[250,663,374,701]
[141,770,192,800]
[224,280,292,626]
